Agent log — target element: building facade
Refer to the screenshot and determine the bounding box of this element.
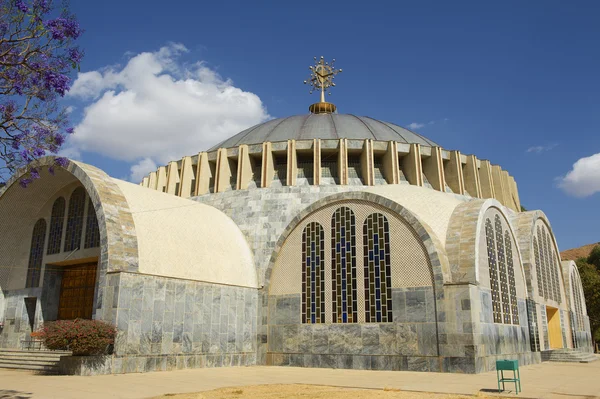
[0,106,593,374]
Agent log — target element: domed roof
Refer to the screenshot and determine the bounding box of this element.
[209,114,439,150]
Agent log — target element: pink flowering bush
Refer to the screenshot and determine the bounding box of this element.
[37,319,116,356]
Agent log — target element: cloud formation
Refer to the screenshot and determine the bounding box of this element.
[526,143,558,154]
[67,43,270,181]
[557,152,600,197]
[407,122,425,130]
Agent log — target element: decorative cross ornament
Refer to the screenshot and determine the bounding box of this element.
[304,56,342,103]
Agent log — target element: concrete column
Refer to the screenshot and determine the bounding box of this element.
[479,160,495,199]
[444,150,465,195]
[286,140,297,187]
[360,139,374,185]
[338,138,348,185]
[156,166,167,193]
[501,170,514,210]
[141,177,149,187]
[401,143,423,186]
[178,156,195,198]
[148,171,157,190]
[510,176,521,211]
[491,165,506,205]
[237,145,252,190]
[422,146,445,191]
[196,152,211,195]
[463,155,482,198]
[382,141,399,184]
[215,148,235,193]
[261,142,275,188]
[165,161,180,195]
[314,139,321,185]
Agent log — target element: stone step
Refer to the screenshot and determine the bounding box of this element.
[0,357,59,366]
[0,351,67,359]
[0,362,59,373]
[0,348,71,355]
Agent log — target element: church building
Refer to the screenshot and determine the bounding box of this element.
[0,58,593,374]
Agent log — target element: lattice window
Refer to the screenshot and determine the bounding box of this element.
[331,207,357,323]
[64,187,86,252]
[302,222,325,324]
[526,299,540,351]
[537,227,549,300]
[505,230,519,324]
[542,231,555,301]
[551,251,561,304]
[572,272,585,330]
[26,219,46,288]
[363,213,393,323]
[47,197,65,255]
[533,237,543,298]
[84,198,100,249]
[495,216,511,324]
[485,218,502,323]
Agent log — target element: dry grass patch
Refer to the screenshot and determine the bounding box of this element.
[153,384,496,399]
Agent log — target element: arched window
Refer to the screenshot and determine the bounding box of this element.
[533,237,543,297]
[84,198,100,249]
[495,215,511,324]
[363,213,393,323]
[331,207,357,323]
[47,197,65,255]
[485,218,502,323]
[551,251,561,303]
[26,219,47,288]
[64,187,86,252]
[505,230,519,324]
[571,272,585,330]
[302,222,325,324]
[537,227,549,300]
[534,225,562,304]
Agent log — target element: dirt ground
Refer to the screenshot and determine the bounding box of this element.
[154,384,497,399]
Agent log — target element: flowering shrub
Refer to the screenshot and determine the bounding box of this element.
[37,319,116,356]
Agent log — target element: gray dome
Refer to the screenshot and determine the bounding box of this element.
[209,114,439,150]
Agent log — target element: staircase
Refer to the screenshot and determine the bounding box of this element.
[541,349,599,363]
[0,348,71,373]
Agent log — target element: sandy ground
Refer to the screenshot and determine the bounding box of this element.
[153,384,497,399]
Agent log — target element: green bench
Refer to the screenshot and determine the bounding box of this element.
[497,359,521,394]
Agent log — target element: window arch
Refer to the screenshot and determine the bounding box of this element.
[64,187,86,252]
[363,213,393,323]
[485,215,519,325]
[533,224,562,304]
[505,230,519,324]
[485,218,502,323]
[331,207,357,323]
[571,272,585,331]
[47,197,65,255]
[84,198,100,249]
[302,222,325,324]
[26,219,47,288]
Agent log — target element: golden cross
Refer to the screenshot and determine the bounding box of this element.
[304,56,342,103]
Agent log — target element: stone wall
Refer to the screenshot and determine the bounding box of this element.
[103,272,258,371]
[267,287,440,372]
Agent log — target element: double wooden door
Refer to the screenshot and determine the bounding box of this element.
[57,263,97,320]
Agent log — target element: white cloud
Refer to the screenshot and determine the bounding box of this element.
[129,158,157,182]
[557,152,600,197]
[67,43,269,179]
[408,122,425,130]
[526,143,558,154]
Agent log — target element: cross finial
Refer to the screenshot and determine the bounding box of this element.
[303,56,342,103]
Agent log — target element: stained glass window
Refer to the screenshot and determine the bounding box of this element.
[84,198,100,249]
[302,222,325,324]
[64,187,86,252]
[485,218,502,323]
[495,216,511,324]
[331,207,357,323]
[26,219,47,288]
[47,197,65,255]
[505,230,519,324]
[363,213,393,323]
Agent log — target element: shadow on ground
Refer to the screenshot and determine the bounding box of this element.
[0,390,32,399]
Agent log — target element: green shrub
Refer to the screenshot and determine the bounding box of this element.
[38,319,117,356]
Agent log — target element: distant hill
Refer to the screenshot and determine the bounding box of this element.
[561,242,600,261]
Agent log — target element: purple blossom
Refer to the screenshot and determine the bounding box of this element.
[43,71,70,96]
[15,0,29,13]
[65,127,74,134]
[30,167,40,180]
[48,166,55,175]
[33,147,45,157]
[67,47,83,64]
[19,178,32,188]
[54,157,69,168]
[44,17,82,41]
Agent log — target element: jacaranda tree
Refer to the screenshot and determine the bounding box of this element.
[0,0,83,187]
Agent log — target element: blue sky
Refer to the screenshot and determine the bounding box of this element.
[63,0,600,250]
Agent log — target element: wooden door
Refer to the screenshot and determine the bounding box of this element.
[546,306,563,349]
[57,263,97,320]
